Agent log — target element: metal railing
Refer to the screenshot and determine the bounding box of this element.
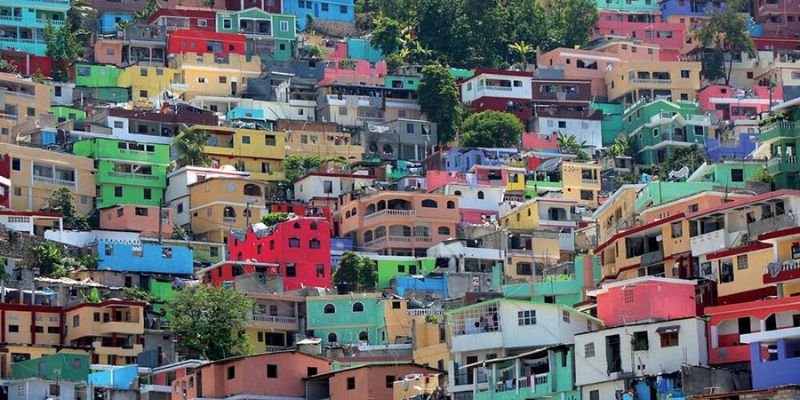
[252,314,297,324]
[362,209,416,221]
[33,175,76,187]
[631,78,672,85]
[107,171,161,180]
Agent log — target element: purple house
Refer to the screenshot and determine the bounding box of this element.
[743,328,800,389]
[705,133,757,162]
[659,0,723,20]
[423,148,519,173]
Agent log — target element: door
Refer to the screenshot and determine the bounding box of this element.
[465,356,478,384]
[231,81,237,96]
[738,317,751,335]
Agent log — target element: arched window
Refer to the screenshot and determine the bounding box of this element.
[375,226,386,238]
[364,231,373,243]
[421,199,438,208]
[366,204,376,214]
[223,207,236,218]
[346,210,351,218]
[293,222,301,229]
[454,190,462,196]
[324,304,336,314]
[447,201,455,209]
[327,332,337,343]
[243,183,262,196]
[352,302,364,312]
[309,239,321,249]
[477,191,485,199]
[352,208,357,216]
[414,226,430,237]
[358,331,368,341]
[438,226,451,235]
[288,237,300,248]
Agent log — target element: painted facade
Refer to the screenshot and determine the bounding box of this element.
[96,239,194,275]
[283,0,355,30]
[605,60,702,103]
[0,73,51,142]
[186,177,268,243]
[0,0,69,56]
[215,8,296,61]
[623,99,710,164]
[170,53,262,99]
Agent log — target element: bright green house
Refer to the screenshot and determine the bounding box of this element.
[501,255,600,305]
[759,100,800,189]
[623,99,710,165]
[216,8,296,61]
[73,137,169,209]
[11,353,90,381]
[51,106,87,124]
[306,294,387,347]
[366,255,436,289]
[74,64,122,87]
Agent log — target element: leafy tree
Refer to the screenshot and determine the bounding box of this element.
[168,286,253,360]
[333,252,377,292]
[370,15,403,56]
[541,0,599,51]
[418,64,461,144]
[44,23,82,82]
[134,0,159,21]
[305,44,324,58]
[416,0,472,66]
[557,132,591,160]
[174,127,211,167]
[27,242,66,277]
[605,137,631,158]
[47,187,90,230]
[261,212,290,226]
[283,155,347,185]
[461,111,523,148]
[172,225,190,240]
[750,167,775,187]
[658,145,707,178]
[696,0,755,86]
[305,14,315,33]
[0,60,18,74]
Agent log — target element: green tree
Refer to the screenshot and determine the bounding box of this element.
[44,23,82,82]
[283,155,346,185]
[333,252,377,292]
[461,111,523,148]
[27,242,66,277]
[305,44,324,58]
[418,64,461,144]
[174,127,211,167]
[750,167,775,187]
[305,14,315,33]
[557,132,591,160]
[168,286,253,360]
[47,187,90,230]
[696,0,755,86]
[0,60,18,74]
[370,15,403,56]
[261,212,290,226]
[508,41,535,69]
[172,225,190,240]
[605,137,631,157]
[658,145,707,178]
[541,0,599,51]
[134,0,159,20]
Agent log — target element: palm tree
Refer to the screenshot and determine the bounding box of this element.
[174,126,211,167]
[605,137,631,158]
[557,132,590,160]
[508,41,535,70]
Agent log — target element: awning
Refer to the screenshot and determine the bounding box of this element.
[656,325,681,334]
[459,347,551,369]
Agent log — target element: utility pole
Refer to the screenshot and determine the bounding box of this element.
[158,198,164,245]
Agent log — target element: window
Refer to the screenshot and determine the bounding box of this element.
[398,265,406,273]
[518,310,536,326]
[13,187,20,196]
[421,199,438,208]
[747,71,754,79]
[359,331,368,341]
[624,288,634,303]
[11,158,19,171]
[477,191,485,200]
[227,366,235,379]
[307,367,318,377]
[580,190,594,201]
[392,301,401,309]
[219,76,227,84]
[47,327,59,334]
[280,20,289,31]
[340,5,348,13]
[720,261,734,283]
[680,70,690,78]
[584,343,595,358]
[688,204,699,213]
[286,263,296,277]
[660,331,679,347]
[177,203,184,214]
[72,315,79,327]
[558,121,566,129]
[324,304,336,314]
[590,390,600,400]
[266,364,278,378]
[562,310,571,323]
[671,222,682,238]
[438,226,450,235]
[385,375,396,388]
[632,331,649,350]
[223,19,232,29]
[115,186,123,197]
[352,302,364,312]
[406,123,415,134]
[322,2,329,11]
[140,68,148,77]
[288,237,300,248]
[328,332,338,343]
[197,19,207,27]
[54,86,62,97]
[144,188,152,200]
[737,255,748,270]
[198,77,206,83]
[316,264,325,278]
[8,325,18,333]
[731,168,744,182]
[447,201,455,209]
[265,135,277,146]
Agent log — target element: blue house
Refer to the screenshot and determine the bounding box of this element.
[394,275,447,298]
[330,237,353,270]
[0,0,70,56]
[346,38,383,63]
[96,239,193,275]
[436,148,519,173]
[88,365,139,390]
[705,133,757,162]
[284,0,355,30]
[659,0,722,19]
[97,12,133,34]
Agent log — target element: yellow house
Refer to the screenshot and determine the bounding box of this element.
[63,300,145,366]
[1,143,96,215]
[188,177,269,243]
[410,314,449,371]
[605,60,702,103]
[0,73,51,144]
[117,65,181,105]
[170,53,262,99]
[384,298,413,342]
[181,125,286,182]
[280,120,364,160]
[499,198,578,231]
[591,184,643,245]
[561,161,602,208]
[505,231,562,279]
[245,293,303,353]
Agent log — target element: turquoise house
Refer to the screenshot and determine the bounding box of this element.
[595,0,659,11]
[306,294,387,346]
[0,1,70,56]
[474,346,580,400]
[216,8,297,61]
[501,255,600,306]
[346,38,383,63]
[367,255,436,289]
[623,99,710,165]
[592,101,625,146]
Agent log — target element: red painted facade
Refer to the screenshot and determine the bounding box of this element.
[148,9,218,32]
[224,0,282,13]
[0,154,9,209]
[468,97,533,126]
[167,30,247,57]
[0,51,53,77]
[594,11,685,57]
[594,278,698,327]
[227,217,332,291]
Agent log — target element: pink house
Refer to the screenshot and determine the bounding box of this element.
[171,351,332,400]
[152,360,209,388]
[320,59,387,86]
[697,85,783,121]
[305,363,441,400]
[590,277,699,328]
[593,12,685,60]
[705,297,800,365]
[521,132,559,152]
[99,205,174,239]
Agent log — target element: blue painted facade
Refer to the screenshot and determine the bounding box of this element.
[96,240,193,275]
[659,0,721,19]
[705,133,757,162]
[284,0,355,30]
[88,365,139,390]
[0,0,70,56]
[749,338,800,389]
[346,38,383,63]
[330,237,353,269]
[394,275,447,298]
[97,12,133,34]
[440,148,519,173]
[226,107,267,121]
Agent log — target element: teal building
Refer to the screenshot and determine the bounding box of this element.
[306,294,388,347]
[623,99,710,164]
[216,8,297,61]
[73,138,169,209]
[0,1,70,56]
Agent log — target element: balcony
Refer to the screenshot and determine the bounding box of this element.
[362,209,416,222]
[96,319,144,336]
[36,18,64,26]
[687,114,711,126]
[767,155,800,175]
[97,169,166,187]
[690,229,745,257]
[640,248,664,266]
[709,344,751,365]
[581,178,599,185]
[92,341,143,357]
[763,258,800,284]
[250,314,298,331]
[759,121,800,143]
[33,175,76,188]
[538,218,577,228]
[451,331,503,353]
[18,0,70,8]
[364,235,432,249]
[749,214,797,238]
[630,78,672,85]
[223,217,236,224]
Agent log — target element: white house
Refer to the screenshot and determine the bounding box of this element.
[438,184,505,212]
[574,317,708,400]
[426,239,504,272]
[534,116,603,151]
[461,71,533,104]
[292,171,376,204]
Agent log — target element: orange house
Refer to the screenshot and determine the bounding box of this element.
[99,205,175,238]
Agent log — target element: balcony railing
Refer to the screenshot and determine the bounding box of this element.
[454,371,488,386]
[107,171,161,181]
[33,175,76,188]
[252,314,297,325]
[0,16,22,22]
[362,209,416,221]
[21,0,69,4]
[581,178,599,185]
[640,248,664,266]
[407,308,444,317]
[748,214,796,238]
[631,78,672,85]
[761,121,800,135]
[37,18,64,25]
[223,217,236,224]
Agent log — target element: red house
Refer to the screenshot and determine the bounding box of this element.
[148,9,218,32]
[227,217,331,291]
[225,0,282,13]
[268,203,333,234]
[167,30,247,57]
[590,277,699,328]
[0,50,53,77]
[0,154,10,208]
